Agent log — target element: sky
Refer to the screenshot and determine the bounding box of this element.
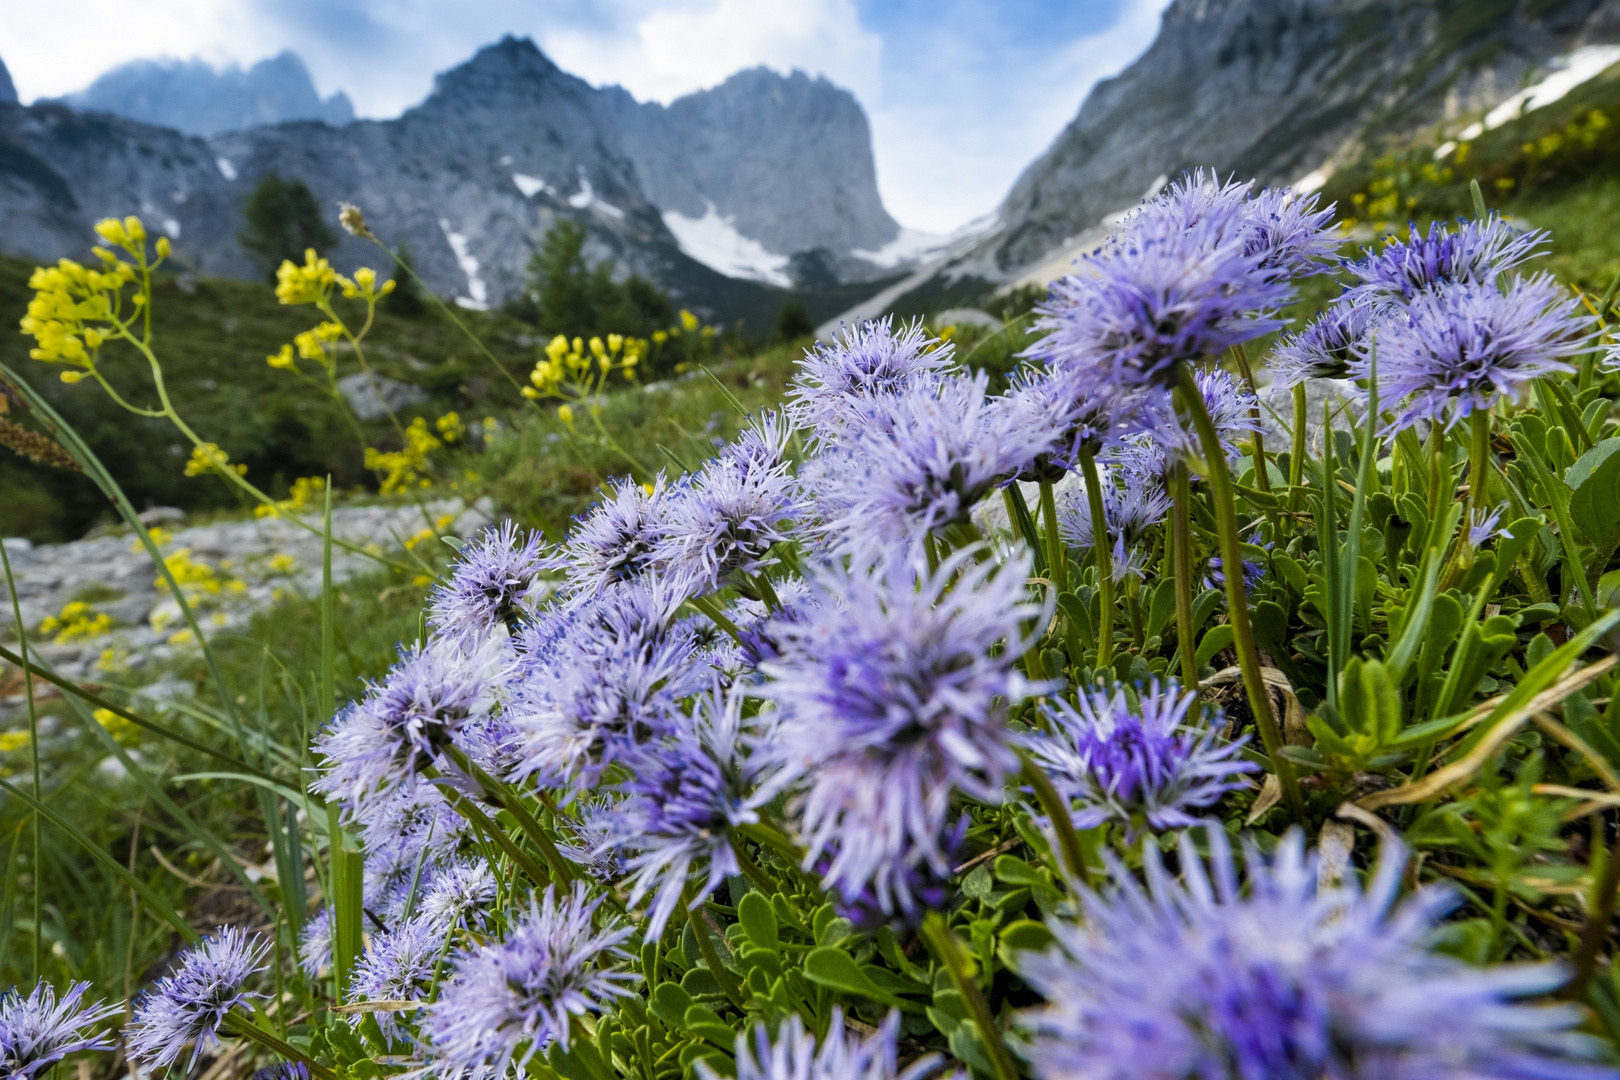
[0,0,1172,234]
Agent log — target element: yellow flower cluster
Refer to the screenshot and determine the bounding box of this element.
[365,416,452,494]
[436,411,465,443]
[275,249,394,308]
[155,548,247,598]
[39,600,112,644]
[254,475,327,519]
[0,732,29,754]
[92,708,137,744]
[521,333,645,399]
[183,442,247,478]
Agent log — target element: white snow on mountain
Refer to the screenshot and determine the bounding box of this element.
[663,202,792,287]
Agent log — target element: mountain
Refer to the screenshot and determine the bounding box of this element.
[0,56,15,105]
[869,0,1620,321]
[57,52,353,136]
[606,68,900,287]
[0,38,904,327]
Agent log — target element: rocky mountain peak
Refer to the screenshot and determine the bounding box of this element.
[0,55,16,105]
[415,35,571,113]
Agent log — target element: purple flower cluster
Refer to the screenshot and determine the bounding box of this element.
[704,1009,948,1080]
[1022,681,1255,835]
[761,548,1040,915]
[1019,828,1607,1080]
[127,927,268,1072]
[428,521,548,643]
[1056,467,1171,583]
[0,981,118,1080]
[422,883,637,1078]
[1343,216,1547,307]
[787,318,956,439]
[349,915,444,1041]
[1271,301,1372,388]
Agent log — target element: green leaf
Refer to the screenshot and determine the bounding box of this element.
[1146,580,1177,641]
[682,1004,737,1047]
[803,947,922,1011]
[1565,437,1620,545]
[736,891,778,952]
[1196,624,1234,669]
[991,855,1047,888]
[996,919,1056,974]
[650,984,695,1031]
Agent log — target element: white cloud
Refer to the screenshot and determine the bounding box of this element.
[545,0,881,104]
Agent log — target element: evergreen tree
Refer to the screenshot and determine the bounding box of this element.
[521,218,674,338]
[238,173,336,281]
[774,299,814,342]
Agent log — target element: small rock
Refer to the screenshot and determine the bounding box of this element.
[338,373,430,421]
[0,537,33,554]
[138,507,186,526]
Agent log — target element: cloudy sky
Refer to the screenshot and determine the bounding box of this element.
[0,0,1171,233]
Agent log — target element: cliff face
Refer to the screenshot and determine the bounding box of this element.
[0,56,16,105]
[0,37,907,319]
[58,52,354,136]
[988,0,1620,273]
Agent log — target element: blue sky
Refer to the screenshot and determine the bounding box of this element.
[0,0,1170,232]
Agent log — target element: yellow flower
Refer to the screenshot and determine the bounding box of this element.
[184,442,245,478]
[38,600,112,643]
[546,335,571,363]
[412,574,433,587]
[0,732,31,754]
[679,309,699,333]
[155,236,171,259]
[589,336,607,360]
[269,553,296,574]
[275,248,338,306]
[557,404,575,427]
[267,344,296,369]
[93,708,136,743]
[435,412,465,442]
[405,527,434,551]
[652,329,668,345]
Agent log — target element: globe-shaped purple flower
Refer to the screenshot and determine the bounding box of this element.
[550,473,678,602]
[602,683,783,937]
[422,882,638,1078]
[1362,274,1587,433]
[1022,681,1255,835]
[349,914,444,1041]
[1271,301,1373,389]
[700,1009,949,1080]
[787,317,955,441]
[1056,468,1172,582]
[760,547,1041,915]
[1018,827,1608,1080]
[428,520,548,643]
[0,980,118,1080]
[127,926,269,1073]
[1343,216,1548,308]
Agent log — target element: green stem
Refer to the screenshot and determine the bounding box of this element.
[1568,827,1620,997]
[1169,461,1200,692]
[1174,365,1303,822]
[735,821,804,866]
[1230,343,1272,495]
[1037,477,1068,594]
[1077,451,1115,669]
[920,914,1019,1080]
[445,746,575,883]
[686,885,746,1010]
[728,834,779,894]
[1289,382,1308,512]
[222,1011,338,1080]
[428,776,552,888]
[686,595,745,645]
[1018,750,1090,887]
[1469,407,1493,521]
[0,541,39,980]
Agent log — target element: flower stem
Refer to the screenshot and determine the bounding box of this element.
[1037,477,1068,593]
[920,913,1020,1080]
[1076,451,1115,669]
[1568,828,1620,997]
[1229,343,1271,495]
[685,884,747,1010]
[1289,383,1307,514]
[686,595,744,644]
[445,746,575,883]
[222,1011,338,1080]
[1017,750,1090,888]
[1169,461,1199,692]
[1174,365,1303,822]
[1469,406,1493,519]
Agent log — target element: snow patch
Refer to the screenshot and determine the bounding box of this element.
[162,218,181,239]
[437,219,488,311]
[1294,167,1330,193]
[512,172,551,198]
[662,202,792,287]
[853,227,951,269]
[214,156,237,181]
[1454,44,1620,143]
[568,168,595,209]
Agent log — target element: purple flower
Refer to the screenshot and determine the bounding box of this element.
[602,683,783,937]
[1363,275,1587,433]
[418,859,498,930]
[702,1009,948,1080]
[1271,302,1373,389]
[1142,366,1261,465]
[1022,681,1255,834]
[1056,471,1171,582]
[1204,551,1267,595]
[312,638,504,810]
[654,415,801,591]
[298,909,331,979]
[508,578,706,790]
[998,365,1145,479]
[1131,172,1338,281]
[551,474,678,602]
[354,774,467,920]
[253,1064,308,1080]
[1030,178,1295,392]
[127,926,269,1073]
[349,915,444,1041]
[428,521,548,643]
[1017,827,1608,1080]
[0,980,118,1080]
[761,548,1041,915]
[552,798,625,883]
[1343,216,1548,307]
[787,318,956,441]
[421,882,638,1078]
[812,371,1055,550]
[1469,505,1506,547]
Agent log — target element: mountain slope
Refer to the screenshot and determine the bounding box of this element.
[0,38,903,326]
[0,56,15,105]
[58,52,353,136]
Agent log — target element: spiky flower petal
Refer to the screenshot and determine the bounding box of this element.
[127,927,268,1073]
[0,981,118,1080]
[788,318,955,441]
[428,521,548,642]
[702,1009,949,1080]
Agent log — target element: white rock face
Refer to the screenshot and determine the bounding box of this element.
[0,497,492,720]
